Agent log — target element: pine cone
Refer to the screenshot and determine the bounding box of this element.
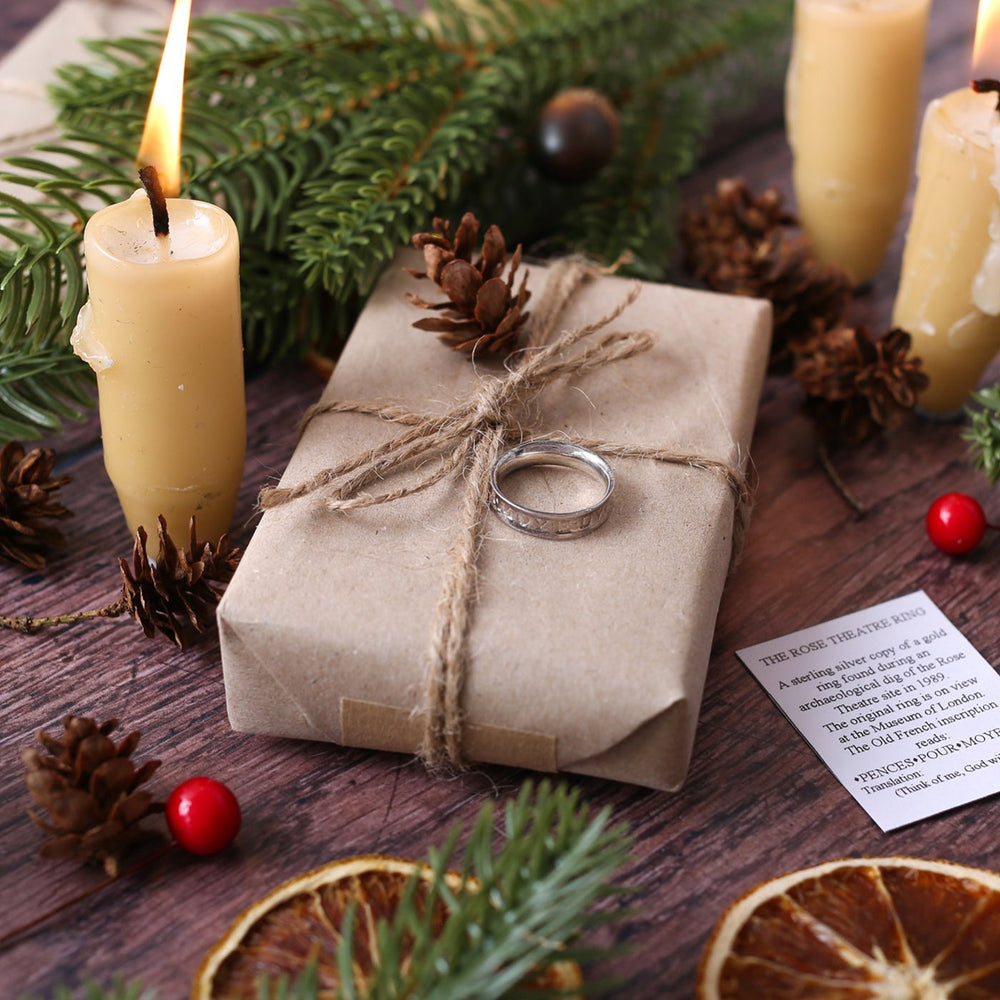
[794,325,929,448]
[681,178,853,367]
[405,212,532,355]
[22,715,162,876]
[119,515,241,650]
[0,441,72,569]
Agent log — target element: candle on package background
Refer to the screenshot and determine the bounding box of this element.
[71,0,246,540]
[892,0,1000,415]
[785,0,931,285]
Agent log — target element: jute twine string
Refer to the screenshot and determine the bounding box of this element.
[259,258,752,769]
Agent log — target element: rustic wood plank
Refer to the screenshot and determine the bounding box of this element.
[3,1,1000,998]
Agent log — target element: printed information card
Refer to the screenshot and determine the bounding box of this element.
[737,590,1000,831]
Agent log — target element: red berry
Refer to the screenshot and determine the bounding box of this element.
[166,777,241,855]
[926,493,987,555]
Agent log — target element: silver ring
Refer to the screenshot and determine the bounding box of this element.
[489,440,614,539]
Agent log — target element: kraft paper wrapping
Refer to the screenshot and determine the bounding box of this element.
[218,255,772,791]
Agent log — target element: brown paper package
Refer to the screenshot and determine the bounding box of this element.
[218,253,772,791]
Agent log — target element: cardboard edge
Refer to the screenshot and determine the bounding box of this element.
[563,699,692,792]
[218,615,332,741]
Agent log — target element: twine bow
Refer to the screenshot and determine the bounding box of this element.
[260,258,752,770]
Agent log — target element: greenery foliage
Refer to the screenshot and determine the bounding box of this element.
[25,781,632,1000]
[964,385,1000,487]
[329,779,631,1000]
[0,0,793,439]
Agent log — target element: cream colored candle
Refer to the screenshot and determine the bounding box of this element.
[892,86,1000,414]
[73,191,245,540]
[785,0,931,284]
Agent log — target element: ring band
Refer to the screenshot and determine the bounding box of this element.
[489,440,614,539]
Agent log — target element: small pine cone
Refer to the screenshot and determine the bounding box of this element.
[795,325,929,448]
[22,715,162,876]
[407,212,506,284]
[682,176,796,247]
[0,441,73,569]
[405,212,532,355]
[681,178,853,367]
[119,515,241,650]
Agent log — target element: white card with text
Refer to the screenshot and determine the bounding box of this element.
[736,590,1000,831]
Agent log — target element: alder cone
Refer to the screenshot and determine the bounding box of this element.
[22,715,163,876]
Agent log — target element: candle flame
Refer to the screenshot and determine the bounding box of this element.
[136,0,192,198]
[974,0,1000,78]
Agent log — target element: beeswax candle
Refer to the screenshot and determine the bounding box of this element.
[71,0,245,540]
[785,0,931,284]
[73,193,245,541]
[892,0,1000,415]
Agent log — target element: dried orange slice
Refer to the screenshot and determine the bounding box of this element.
[697,856,1000,999]
[191,854,582,998]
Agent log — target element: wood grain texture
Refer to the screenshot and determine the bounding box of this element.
[3,1,999,998]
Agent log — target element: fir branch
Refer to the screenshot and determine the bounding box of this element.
[256,961,323,1000]
[25,781,630,1000]
[0,141,129,440]
[964,384,1000,487]
[1,0,793,438]
[291,0,794,293]
[335,779,632,1000]
[548,83,709,278]
[0,345,94,439]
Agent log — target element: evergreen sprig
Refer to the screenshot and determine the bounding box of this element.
[1,0,793,440]
[964,384,1000,487]
[25,781,632,1000]
[0,345,95,438]
[335,779,631,1000]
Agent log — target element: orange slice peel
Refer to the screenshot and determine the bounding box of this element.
[697,855,1000,1000]
[192,853,583,998]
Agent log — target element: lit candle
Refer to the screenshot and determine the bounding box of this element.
[892,0,1000,415]
[785,0,931,284]
[72,0,245,540]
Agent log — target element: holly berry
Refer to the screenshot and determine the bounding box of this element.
[532,88,620,183]
[166,777,241,855]
[925,492,988,555]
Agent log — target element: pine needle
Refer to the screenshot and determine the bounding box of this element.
[1,0,793,439]
[338,779,632,1000]
[963,384,1000,487]
[22,782,631,1000]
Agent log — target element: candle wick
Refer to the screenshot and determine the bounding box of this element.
[971,78,1000,114]
[138,165,170,237]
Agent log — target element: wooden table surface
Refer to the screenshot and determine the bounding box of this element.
[3,1,999,997]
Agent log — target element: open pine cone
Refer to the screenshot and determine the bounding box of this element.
[0,441,72,569]
[405,212,531,355]
[22,715,162,876]
[794,325,929,448]
[119,515,241,650]
[681,177,853,367]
